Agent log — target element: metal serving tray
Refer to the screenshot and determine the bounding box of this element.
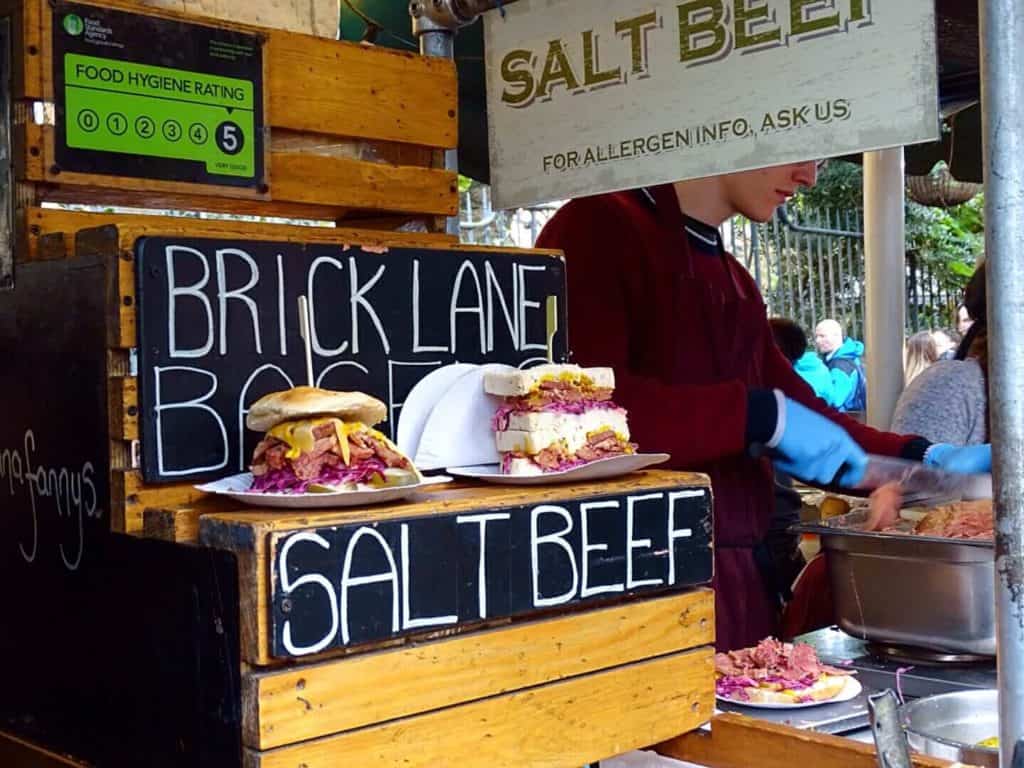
[794,510,995,656]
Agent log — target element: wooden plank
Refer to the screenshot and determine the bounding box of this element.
[245,590,713,749]
[142,505,202,544]
[245,648,713,768]
[140,496,237,543]
[111,470,208,534]
[655,713,957,768]
[0,730,90,768]
[266,31,457,149]
[23,206,454,265]
[108,376,138,441]
[269,152,457,215]
[34,153,456,217]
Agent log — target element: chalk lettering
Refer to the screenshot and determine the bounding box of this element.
[307,256,349,356]
[668,490,701,584]
[340,527,400,645]
[280,533,340,656]
[166,245,214,358]
[348,257,390,355]
[412,259,448,353]
[216,248,262,355]
[450,261,487,355]
[531,504,578,607]
[456,512,511,618]
[580,500,625,598]
[627,492,666,588]
[154,366,228,476]
[400,524,458,630]
[518,265,549,351]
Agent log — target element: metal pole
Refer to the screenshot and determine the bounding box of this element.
[981,1,1024,764]
[863,148,906,429]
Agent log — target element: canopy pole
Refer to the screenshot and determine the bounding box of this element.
[862,147,906,430]
[980,1,1024,764]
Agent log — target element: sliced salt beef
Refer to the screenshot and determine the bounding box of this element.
[534,444,569,471]
[366,436,410,468]
[713,637,852,687]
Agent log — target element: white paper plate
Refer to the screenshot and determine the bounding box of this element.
[716,675,862,710]
[195,472,452,509]
[396,363,477,460]
[413,363,515,471]
[446,453,670,485]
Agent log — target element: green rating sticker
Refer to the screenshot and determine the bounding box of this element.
[63,53,256,178]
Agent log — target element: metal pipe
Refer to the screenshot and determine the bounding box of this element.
[777,205,863,239]
[980,1,1024,764]
[863,148,906,429]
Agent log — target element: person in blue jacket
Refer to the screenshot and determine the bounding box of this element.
[769,318,836,406]
[815,319,867,412]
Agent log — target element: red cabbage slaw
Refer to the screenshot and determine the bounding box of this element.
[250,458,389,494]
[715,673,822,701]
[492,400,623,431]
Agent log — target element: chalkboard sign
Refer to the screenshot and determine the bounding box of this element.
[53,1,265,188]
[135,237,568,483]
[269,486,712,657]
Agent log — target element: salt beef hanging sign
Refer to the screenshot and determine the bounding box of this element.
[135,237,567,483]
[271,485,712,657]
[485,0,939,209]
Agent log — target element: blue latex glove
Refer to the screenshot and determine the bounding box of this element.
[925,443,992,474]
[771,397,868,487]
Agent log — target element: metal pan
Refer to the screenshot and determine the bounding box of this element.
[900,689,998,768]
[794,510,995,655]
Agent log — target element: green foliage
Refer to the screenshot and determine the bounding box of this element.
[788,160,984,330]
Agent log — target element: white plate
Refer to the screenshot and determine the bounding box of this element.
[396,363,478,460]
[446,453,670,485]
[716,675,862,710]
[414,363,515,470]
[195,472,453,509]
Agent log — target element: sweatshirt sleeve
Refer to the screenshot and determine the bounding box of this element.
[536,199,751,468]
[761,328,925,459]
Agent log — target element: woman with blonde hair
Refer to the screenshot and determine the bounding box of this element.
[904,330,938,386]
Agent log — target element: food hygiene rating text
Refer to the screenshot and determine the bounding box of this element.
[271,489,710,657]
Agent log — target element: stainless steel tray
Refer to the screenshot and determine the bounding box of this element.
[794,510,995,655]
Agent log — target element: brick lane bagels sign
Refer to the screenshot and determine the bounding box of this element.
[484,0,938,209]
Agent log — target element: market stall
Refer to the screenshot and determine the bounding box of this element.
[0,1,718,765]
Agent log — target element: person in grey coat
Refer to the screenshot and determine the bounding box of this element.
[892,263,988,445]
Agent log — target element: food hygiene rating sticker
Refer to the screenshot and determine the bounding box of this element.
[52,1,264,188]
[64,54,254,178]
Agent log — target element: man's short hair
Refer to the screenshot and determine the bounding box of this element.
[815,318,844,340]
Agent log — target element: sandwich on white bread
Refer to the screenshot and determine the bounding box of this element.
[485,364,636,475]
[483,364,615,397]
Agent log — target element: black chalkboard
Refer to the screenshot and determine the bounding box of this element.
[269,486,712,658]
[135,237,568,483]
[0,256,243,767]
[53,1,265,188]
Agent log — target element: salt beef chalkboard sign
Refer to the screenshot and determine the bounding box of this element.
[271,486,712,657]
[135,237,568,483]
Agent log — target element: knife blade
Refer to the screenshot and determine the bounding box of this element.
[854,454,992,502]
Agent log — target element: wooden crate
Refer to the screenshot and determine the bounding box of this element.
[656,713,960,768]
[144,470,715,764]
[178,470,712,665]
[3,0,458,256]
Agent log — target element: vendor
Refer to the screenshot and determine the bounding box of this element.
[536,163,991,651]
